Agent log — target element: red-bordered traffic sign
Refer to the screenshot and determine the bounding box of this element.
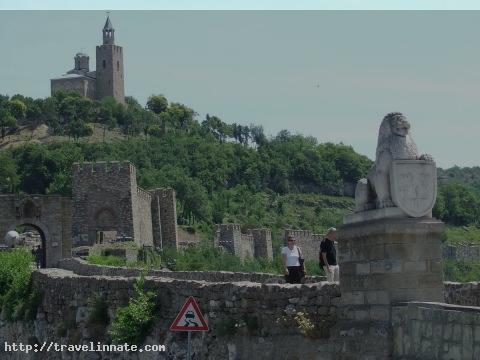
[170,296,209,331]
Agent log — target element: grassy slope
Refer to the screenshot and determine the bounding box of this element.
[443,226,480,246]
[0,123,127,149]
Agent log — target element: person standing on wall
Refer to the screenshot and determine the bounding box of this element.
[320,227,339,282]
[282,235,306,284]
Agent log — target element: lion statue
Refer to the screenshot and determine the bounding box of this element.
[355,112,434,212]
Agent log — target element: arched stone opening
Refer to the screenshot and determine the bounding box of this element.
[93,207,119,244]
[6,223,47,268]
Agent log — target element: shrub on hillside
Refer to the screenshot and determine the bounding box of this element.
[109,275,156,345]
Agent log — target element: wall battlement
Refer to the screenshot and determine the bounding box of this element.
[218,223,242,232]
[215,224,273,260]
[250,228,273,260]
[284,229,313,238]
[72,161,135,176]
[136,187,152,202]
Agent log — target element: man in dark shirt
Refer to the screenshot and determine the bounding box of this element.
[320,227,339,282]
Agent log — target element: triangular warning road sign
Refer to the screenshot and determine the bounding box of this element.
[170,296,209,331]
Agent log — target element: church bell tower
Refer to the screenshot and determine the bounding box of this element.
[95,15,125,103]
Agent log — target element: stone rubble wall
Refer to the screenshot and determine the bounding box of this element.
[443,244,480,261]
[444,282,480,307]
[250,229,273,260]
[240,233,254,260]
[392,302,480,359]
[57,257,326,284]
[0,268,340,360]
[177,227,202,248]
[152,188,179,250]
[214,224,275,261]
[1,264,480,359]
[134,187,154,247]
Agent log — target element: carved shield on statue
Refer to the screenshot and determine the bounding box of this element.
[390,160,437,217]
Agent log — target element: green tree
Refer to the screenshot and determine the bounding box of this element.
[121,108,143,137]
[147,124,163,137]
[97,107,116,142]
[0,108,16,139]
[14,144,56,194]
[439,182,480,226]
[160,103,196,132]
[202,114,231,142]
[146,95,168,114]
[8,99,27,120]
[25,100,43,131]
[40,97,60,133]
[250,124,267,147]
[0,152,19,193]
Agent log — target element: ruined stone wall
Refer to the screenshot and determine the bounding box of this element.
[250,228,273,260]
[392,302,480,359]
[150,188,178,250]
[443,244,480,261]
[215,224,241,255]
[134,187,153,247]
[444,282,480,307]
[0,269,339,360]
[240,233,254,260]
[177,228,202,248]
[71,161,136,246]
[284,229,324,261]
[215,224,273,261]
[150,193,162,249]
[0,194,71,267]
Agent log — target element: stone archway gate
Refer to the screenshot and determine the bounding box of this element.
[0,194,71,267]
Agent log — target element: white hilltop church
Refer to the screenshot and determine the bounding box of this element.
[50,15,125,104]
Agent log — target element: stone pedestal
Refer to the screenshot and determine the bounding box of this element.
[334,217,444,359]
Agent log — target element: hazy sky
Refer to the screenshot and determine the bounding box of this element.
[3,1,480,10]
[0,11,479,168]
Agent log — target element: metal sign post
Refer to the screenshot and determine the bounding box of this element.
[187,331,191,360]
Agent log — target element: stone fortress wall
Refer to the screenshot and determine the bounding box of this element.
[135,187,154,247]
[0,194,71,267]
[250,228,273,259]
[214,224,273,260]
[151,188,178,249]
[443,244,480,261]
[214,224,327,261]
[71,161,178,250]
[72,161,138,246]
[0,268,341,360]
[1,261,480,359]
